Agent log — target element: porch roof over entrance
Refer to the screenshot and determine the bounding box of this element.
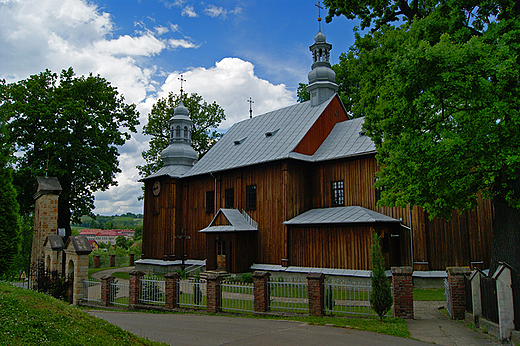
[199,208,258,233]
[283,206,400,225]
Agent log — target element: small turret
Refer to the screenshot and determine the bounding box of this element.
[307,4,338,106]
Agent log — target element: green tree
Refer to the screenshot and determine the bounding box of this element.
[2,68,139,237]
[0,100,21,278]
[370,231,392,321]
[137,92,225,179]
[296,83,310,103]
[115,235,129,250]
[325,1,520,274]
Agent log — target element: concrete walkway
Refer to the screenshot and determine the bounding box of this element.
[407,301,500,345]
[88,311,432,346]
[90,266,136,281]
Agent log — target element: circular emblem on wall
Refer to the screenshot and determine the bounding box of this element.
[152,181,161,196]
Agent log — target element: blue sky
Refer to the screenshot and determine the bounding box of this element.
[0,0,359,215]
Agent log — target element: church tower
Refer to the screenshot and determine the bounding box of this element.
[160,83,198,175]
[307,6,338,107]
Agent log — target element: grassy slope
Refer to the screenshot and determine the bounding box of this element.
[0,282,166,346]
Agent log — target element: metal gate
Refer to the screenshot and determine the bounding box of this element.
[444,278,452,319]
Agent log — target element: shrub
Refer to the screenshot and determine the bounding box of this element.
[370,231,393,321]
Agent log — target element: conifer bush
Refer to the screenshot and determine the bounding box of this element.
[370,231,393,321]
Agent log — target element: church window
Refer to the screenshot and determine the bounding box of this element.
[225,188,234,209]
[176,126,181,138]
[184,126,188,139]
[331,180,344,206]
[246,185,256,210]
[206,190,215,213]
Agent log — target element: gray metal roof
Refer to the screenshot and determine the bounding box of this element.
[144,164,193,180]
[199,208,258,233]
[283,206,400,225]
[184,96,334,177]
[288,117,375,162]
[145,95,377,180]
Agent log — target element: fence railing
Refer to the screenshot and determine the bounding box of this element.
[139,277,165,306]
[444,278,452,319]
[80,269,415,320]
[221,280,254,313]
[324,280,385,316]
[269,279,309,313]
[110,281,129,306]
[178,279,206,309]
[82,280,101,303]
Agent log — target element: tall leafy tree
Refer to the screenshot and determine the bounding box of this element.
[2,68,139,237]
[138,92,225,179]
[0,83,21,278]
[325,1,520,274]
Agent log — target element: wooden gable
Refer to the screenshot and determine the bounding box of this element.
[292,95,349,155]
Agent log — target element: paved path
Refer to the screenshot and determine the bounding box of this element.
[407,301,500,345]
[88,311,432,346]
[90,266,136,281]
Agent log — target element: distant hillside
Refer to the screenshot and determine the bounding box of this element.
[72,213,143,231]
[0,282,166,346]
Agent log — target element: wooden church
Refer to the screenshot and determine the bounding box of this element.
[140,19,494,274]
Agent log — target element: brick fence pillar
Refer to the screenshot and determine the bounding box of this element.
[129,270,144,308]
[447,267,471,320]
[307,272,325,316]
[93,255,100,268]
[100,275,114,307]
[129,253,135,266]
[206,274,221,314]
[392,267,414,319]
[164,272,180,309]
[109,254,115,267]
[253,271,271,313]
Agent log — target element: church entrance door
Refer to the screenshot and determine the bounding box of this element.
[216,241,226,271]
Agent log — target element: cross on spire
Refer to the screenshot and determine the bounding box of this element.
[247,97,254,119]
[315,1,323,22]
[178,75,186,99]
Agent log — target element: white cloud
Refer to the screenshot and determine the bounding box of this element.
[160,57,295,128]
[1,0,297,216]
[203,4,242,19]
[182,5,197,17]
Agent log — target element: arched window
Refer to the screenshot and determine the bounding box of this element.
[175,126,181,138]
[184,126,188,139]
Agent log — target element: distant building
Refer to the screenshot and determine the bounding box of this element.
[79,229,134,245]
[88,240,99,251]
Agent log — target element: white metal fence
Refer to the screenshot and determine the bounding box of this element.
[178,279,206,309]
[139,276,165,306]
[82,280,101,303]
[110,281,129,306]
[323,279,382,316]
[269,278,308,312]
[220,280,254,313]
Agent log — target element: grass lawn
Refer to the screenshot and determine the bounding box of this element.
[414,288,445,301]
[0,282,166,346]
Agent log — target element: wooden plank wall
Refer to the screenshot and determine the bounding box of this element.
[311,155,494,270]
[142,177,178,260]
[143,153,494,271]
